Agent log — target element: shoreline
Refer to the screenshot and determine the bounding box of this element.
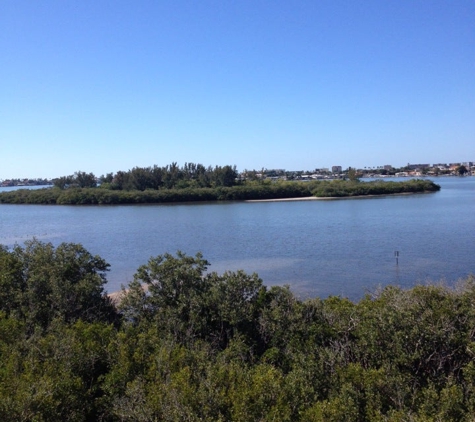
[245,191,425,202]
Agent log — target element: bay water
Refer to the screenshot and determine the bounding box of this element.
[1,177,473,299]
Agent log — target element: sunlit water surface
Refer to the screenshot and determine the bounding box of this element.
[1,177,473,299]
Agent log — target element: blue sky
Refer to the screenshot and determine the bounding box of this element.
[1,0,474,179]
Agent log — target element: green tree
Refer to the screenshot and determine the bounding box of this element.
[120,251,211,343]
[0,240,117,330]
[206,270,265,350]
[53,175,73,189]
[212,165,238,187]
[347,167,359,182]
[111,170,128,190]
[99,172,114,184]
[74,171,97,188]
[129,167,154,191]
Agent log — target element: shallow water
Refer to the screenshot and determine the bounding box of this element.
[1,177,474,299]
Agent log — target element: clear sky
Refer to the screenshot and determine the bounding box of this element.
[1,0,474,179]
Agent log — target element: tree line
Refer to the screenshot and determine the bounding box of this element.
[53,163,239,190]
[0,240,474,421]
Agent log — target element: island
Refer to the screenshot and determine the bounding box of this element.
[0,164,440,205]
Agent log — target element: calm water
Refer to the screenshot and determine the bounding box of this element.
[1,177,474,299]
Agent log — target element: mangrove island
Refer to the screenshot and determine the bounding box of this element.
[0,163,440,205]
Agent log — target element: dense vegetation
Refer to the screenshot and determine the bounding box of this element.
[0,183,315,205]
[1,240,474,421]
[0,177,440,205]
[53,164,240,190]
[311,178,440,197]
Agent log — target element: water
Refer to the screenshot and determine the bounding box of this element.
[1,177,474,299]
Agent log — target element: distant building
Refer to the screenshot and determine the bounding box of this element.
[383,165,393,170]
[407,163,430,170]
[332,166,342,173]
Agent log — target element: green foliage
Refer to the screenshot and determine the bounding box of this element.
[104,162,239,191]
[120,251,267,351]
[53,171,96,189]
[312,179,440,197]
[1,241,475,420]
[0,176,441,205]
[0,187,62,204]
[0,240,117,329]
[121,252,211,341]
[347,166,359,182]
[0,182,316,204]
[0,319,116,421]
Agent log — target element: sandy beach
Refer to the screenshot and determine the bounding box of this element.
[245,196,326,202]
[245,192,421,203]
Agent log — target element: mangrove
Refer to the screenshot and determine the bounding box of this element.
[0,179,440,205]
[0,240,474,421]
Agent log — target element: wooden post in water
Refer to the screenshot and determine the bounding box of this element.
[394,251,399,265]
